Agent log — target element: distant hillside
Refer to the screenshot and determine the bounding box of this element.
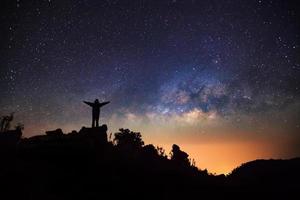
[228,158,300,186]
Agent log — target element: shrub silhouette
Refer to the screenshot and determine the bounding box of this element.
[156,146,167,158]
[170,144,191,167]
[141,144,158,157]
[113,128,144,150]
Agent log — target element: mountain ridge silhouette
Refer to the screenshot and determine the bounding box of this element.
[0,125,299,199]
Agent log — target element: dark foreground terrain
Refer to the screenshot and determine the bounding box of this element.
[0,126,299,200]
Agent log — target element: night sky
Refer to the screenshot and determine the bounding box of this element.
[1,0,299,174]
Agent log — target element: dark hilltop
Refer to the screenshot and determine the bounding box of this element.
[0,124,299,200]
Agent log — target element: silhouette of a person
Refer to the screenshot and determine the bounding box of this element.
[83,99,110,127]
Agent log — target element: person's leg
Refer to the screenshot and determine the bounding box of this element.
[92,117,95,128]
[95,116,99,127]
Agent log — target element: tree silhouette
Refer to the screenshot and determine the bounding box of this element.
[156,146,167,158]
[170,144,191,167]
[113,128,144,150]
[0,113,14,132]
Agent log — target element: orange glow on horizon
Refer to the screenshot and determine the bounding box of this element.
[146,133,299,175]
[23,116,300,175]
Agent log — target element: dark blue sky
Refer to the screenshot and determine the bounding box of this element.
[1,0,299,173]
[0,1,299,167]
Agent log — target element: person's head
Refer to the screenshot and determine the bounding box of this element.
[95,99,99,103]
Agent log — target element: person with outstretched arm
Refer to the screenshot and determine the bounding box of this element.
[83,99,110,127]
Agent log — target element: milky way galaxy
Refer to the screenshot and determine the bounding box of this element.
[0,0,299,173]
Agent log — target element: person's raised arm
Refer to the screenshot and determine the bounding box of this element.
[83,101,94,107]
[99,101,110,107]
